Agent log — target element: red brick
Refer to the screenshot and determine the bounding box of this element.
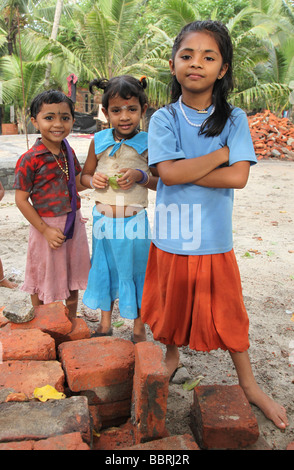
[245,436,272,450]
[88,404,102,433]
[89,398,131,429]
[57,317,91,345]
[93,420,135,450]
[0,312,9,329]
[122,433,200,450]
[0,328,56,361]
[286,441,294,450]
[58,337,135,392]
[6,302,72,341]
[80,380,133,405]
[132,342,169,444]
[34,432,90,450]
[190,385,259,449]
[0,360,65,397]
[0,433,90,450]
[0,440,34,450]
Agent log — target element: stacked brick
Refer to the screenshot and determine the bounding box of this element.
[0,303,92,449]
[58,336,135,429]
[132,342,170,443]
[0,302,196,450]
[248,110,294,161]
[0,301,291,450]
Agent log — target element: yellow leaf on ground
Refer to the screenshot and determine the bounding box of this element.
[33,385,66,402]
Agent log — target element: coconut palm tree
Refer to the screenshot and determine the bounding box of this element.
[0,0,30,56]
[143,0,294,111]
[0,0,82,133]
[1,0,293,118]
[0,51,48,133]
[59,0,158,79]
[44,0,64,86]
[229,0,294,112]
[30,0,173,104]
[0,0,36,133]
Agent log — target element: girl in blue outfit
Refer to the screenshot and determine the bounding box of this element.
[141,21,288,430]
[81,75,157,343]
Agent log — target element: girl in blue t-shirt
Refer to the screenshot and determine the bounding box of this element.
[141,20,288,430]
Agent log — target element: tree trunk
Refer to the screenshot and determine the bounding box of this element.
[44,0,64,87]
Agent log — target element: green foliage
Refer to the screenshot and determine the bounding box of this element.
[0,0,293,120]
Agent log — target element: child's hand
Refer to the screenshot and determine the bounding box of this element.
[117,168,142,189]
[220,145,229,163]
[43,226,66,250]
[92,172,109,189]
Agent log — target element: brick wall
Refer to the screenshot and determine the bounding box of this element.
[74,87,101,114]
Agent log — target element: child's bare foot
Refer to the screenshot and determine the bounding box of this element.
[95,309,112,335]
[0,277,17,289]
[132,316,146,343]
[94,324,113,336]
[230,350,289,430]
[165,344,180,378]
[242,383,288,430]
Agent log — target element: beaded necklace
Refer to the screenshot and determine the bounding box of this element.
[52,148,69,180]
[179,95,215,128]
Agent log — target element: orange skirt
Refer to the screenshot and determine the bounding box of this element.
[141,243,249,353]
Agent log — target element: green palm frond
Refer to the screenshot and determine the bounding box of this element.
[75,0,145,78]
[145,76,170,107]
[0,54,46,107]
[232,82,291,110]
[281,38,294,83]
[226,6,260,34]
[157,0,199,32]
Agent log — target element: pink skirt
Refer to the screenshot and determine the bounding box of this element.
[21,210,91,303]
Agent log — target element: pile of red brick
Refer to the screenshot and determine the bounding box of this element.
[248,110,294,161]
[0,302,293,450]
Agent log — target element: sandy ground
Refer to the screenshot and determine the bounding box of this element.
[0,150,293,449]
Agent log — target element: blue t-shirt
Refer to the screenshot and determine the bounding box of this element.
[148,100,257,255]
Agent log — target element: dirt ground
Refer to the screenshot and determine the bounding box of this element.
[1,158,293,450]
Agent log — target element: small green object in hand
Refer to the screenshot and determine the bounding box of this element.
[108,174,122,189]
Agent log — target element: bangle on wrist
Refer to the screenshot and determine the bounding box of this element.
[142,174,150,186]
[90,177,95,189]
[136,169,148,185]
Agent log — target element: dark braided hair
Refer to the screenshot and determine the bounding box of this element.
[89,75,148,110]
[170,20,234,137]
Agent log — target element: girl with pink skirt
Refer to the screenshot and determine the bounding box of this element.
[14,90,90,319]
